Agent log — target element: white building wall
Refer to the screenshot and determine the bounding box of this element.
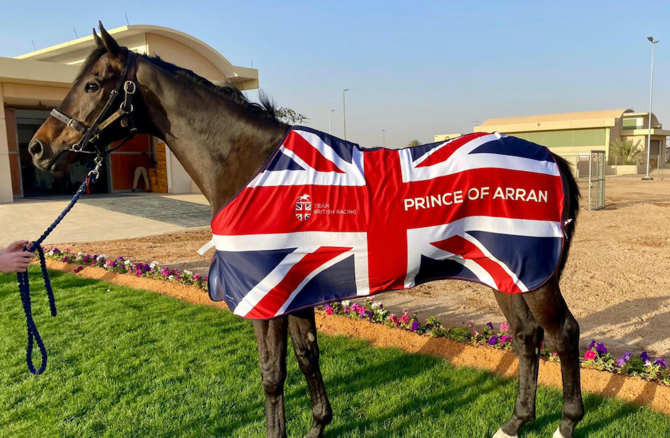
[0,86,15,203]
[168,150,192,194]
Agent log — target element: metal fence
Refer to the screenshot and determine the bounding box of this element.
[559,151,606,210]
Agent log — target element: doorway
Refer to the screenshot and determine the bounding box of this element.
[13,109,110,197]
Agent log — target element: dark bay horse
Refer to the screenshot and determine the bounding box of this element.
[29,24,583,438]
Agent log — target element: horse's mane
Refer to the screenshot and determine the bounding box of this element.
[77,47,281,124]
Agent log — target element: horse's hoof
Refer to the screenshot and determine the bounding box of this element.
[492,428,517,438]
[553,427,566,438]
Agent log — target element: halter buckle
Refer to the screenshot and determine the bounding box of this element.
[124,81,136,95]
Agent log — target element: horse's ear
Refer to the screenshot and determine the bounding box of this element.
[92,29,103,48]
[98,21,121,57]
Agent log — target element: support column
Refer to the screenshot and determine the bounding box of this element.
[0,85,15,203]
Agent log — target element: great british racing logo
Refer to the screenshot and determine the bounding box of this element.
[295,194,311,221]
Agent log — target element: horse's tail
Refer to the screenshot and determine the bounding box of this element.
[553,153,580,281]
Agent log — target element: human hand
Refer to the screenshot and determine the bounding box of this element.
[3,240,32,254]
[0,250,36,273]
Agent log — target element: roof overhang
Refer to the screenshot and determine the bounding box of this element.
[0,56,78,87]
[15,24,258,89]
[621,129,670,137]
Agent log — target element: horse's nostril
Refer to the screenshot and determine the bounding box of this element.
[28,139,44,158]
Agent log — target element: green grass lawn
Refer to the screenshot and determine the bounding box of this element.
[1,269,669,437]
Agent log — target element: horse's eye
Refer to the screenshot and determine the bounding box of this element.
[85,83,100,93]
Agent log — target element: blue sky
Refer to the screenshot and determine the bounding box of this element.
[1,0,669,147]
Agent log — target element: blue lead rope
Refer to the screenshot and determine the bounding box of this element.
[17,162,101,375]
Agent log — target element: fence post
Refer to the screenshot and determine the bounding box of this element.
[588,153,592,210]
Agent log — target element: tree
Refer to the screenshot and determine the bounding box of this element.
[407,139,422,147]
[610,138,643,165]
[276,107,309,125]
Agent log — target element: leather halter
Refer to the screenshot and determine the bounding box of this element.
[50,50,138,157]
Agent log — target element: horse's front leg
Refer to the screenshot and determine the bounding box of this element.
[288,308,333,438]
[253,317,289,438]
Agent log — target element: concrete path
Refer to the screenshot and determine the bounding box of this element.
[0,193,211,247]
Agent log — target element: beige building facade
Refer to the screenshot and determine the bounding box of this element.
[0,25,259,203]
[435,109,669,165]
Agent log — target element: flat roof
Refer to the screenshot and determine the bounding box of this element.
[479,109,633,127]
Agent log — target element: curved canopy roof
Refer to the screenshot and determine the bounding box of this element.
[15,24,257,89]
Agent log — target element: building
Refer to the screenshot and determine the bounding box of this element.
[0,24,259,203]
[435,109,669,165]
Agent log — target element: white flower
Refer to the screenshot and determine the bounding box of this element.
[168,275,175,280]
[96,254,107,261]
[76,256,83,262]
[150,261,159,269]
[184,270,193,276]
[78,252,84,256]
[124,260,131,265]
[372,302,381,309]
[342,300,351,307]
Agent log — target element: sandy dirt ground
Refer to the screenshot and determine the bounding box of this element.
[56,177,670,357]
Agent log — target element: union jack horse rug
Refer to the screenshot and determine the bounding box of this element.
[207,127,566,319]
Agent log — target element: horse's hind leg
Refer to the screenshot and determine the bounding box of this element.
[253,318,289,438]
[492,293,544,438]
[288,308,333,438]
[523,278,584,438]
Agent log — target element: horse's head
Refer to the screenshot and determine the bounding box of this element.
[30,23,135,174]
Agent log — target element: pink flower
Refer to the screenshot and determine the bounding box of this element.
[326,307,333,315]
[401,315,410,324]
[389,314,399,326]
[500,322,510,332]
[584,350,596,361]
[135,269,142,276]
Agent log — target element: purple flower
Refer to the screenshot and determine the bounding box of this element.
[486,322,494,330]
[52,248,60,254]
[74,267,83,274]
[488,336,498,346]
[595,343,608,355]
[62,256,69,262]
[616,353,633,367]
[116,256,124,261]
[655,358,668,367]
[587,340,596,350]
[411,320,420,331]
[641,352,651,363]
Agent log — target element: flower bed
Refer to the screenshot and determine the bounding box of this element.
[45,247,208,290]
[323,298,670,387]
[44,247,670,387]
